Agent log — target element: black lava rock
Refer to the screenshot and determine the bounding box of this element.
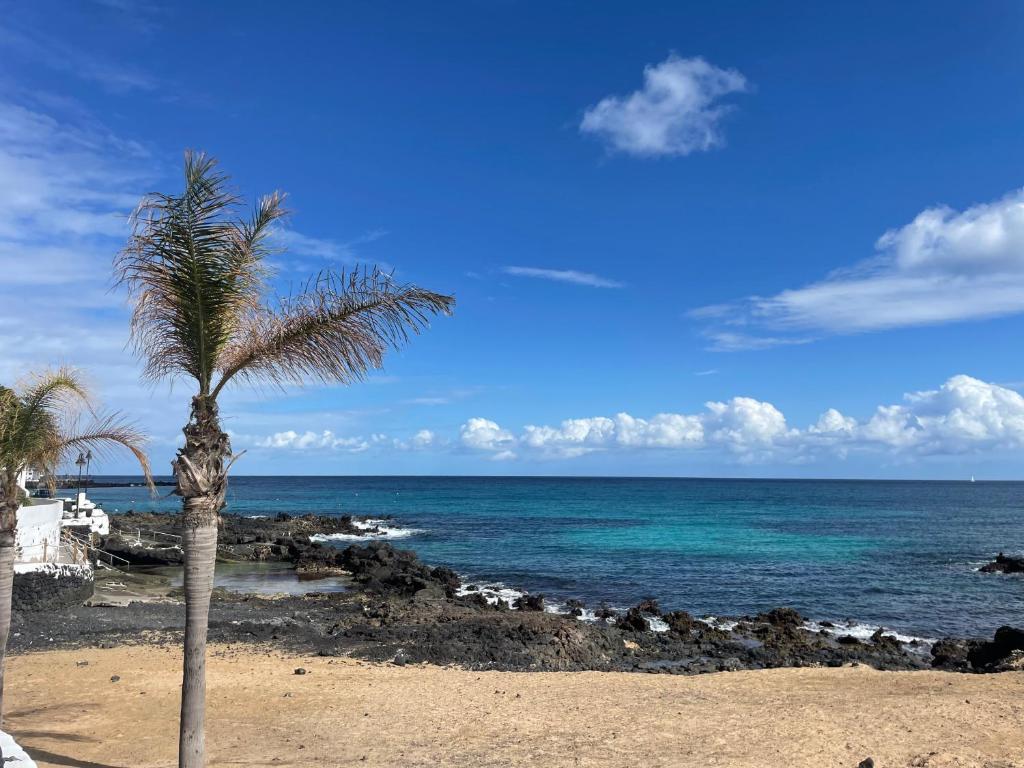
[967,625,1024,670]
[513,594,545,612]
[979,553,1024,574]
[755,607,804,627]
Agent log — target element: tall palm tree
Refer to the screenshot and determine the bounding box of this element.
[116,152,454,768]
[0,369,150,726]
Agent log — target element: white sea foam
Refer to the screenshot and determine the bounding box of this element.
[456,582,526,608]
[646,616,670,632]
[699,616,738,631]
[801,620,933,645]
[543,600,596,621]
[310,518,423,542]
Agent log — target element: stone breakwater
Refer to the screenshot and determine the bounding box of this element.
[99,511,379,567]
[11,540,1024,675]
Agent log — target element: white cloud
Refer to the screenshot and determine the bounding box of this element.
[523,416,619,457]
[857,375,1024,454]
[580,54,748,158]
[255,430,370,453]
[270,227,387,265]
[0,25,157,93]
[460,418,517,459]
[704,397,791,449]
[694,189,1024,348]
[458,375,1024,463]
[390,429,440,451]
[502,266,623,289]
[410,429,436,449]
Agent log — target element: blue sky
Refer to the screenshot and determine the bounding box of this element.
[3,1,1024,478]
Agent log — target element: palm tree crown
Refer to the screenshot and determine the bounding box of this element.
[0,369,151,524]
[115,151,455,400]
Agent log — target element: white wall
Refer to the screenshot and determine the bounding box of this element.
[15,501,63,563]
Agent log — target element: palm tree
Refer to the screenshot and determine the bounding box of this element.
[115,151,454,768]
[0,369,150,726]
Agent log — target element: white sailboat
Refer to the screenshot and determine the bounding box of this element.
[970,475,976,483]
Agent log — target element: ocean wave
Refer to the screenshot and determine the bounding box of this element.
[543,599,613,624]
[310,518,424,542]
[646,616,670,632]
[801,619,934,645]
[456,582,526,608]
[699,616,739,631]
[493,595,671,631]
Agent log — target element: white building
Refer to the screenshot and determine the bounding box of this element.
[14,465,43,492]
[14,494,109,566]
[15,500,64,563]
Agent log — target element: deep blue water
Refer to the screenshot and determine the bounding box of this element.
[89,476,1024,638]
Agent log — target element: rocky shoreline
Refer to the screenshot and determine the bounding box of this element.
[10,511,1023,676]
[99,510,384,570]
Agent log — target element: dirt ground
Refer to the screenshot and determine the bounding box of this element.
[6,644,1023,768]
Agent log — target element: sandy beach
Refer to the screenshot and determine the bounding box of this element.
[6,644,1023,768]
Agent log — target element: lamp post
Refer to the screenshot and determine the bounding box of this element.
[75,452,86,515]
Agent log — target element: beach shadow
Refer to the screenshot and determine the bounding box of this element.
[10,731,94,743]
[16,748,129,768]
[5,701,101,722]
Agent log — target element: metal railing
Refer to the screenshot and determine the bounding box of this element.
[110,525,183,546]
[62,530,132,571]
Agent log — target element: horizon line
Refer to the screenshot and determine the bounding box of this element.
[85,473,1008,483]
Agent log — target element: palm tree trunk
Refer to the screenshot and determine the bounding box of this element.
[0,523,15,731]
[174,397,230,768]
[178,516,217,766]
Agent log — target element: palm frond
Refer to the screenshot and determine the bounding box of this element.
[115,151,283,393]
[0,369,92,475]
[18,367,92,423]
[0,371,153,506]
[54,413,153,491]
[212,267,455,396]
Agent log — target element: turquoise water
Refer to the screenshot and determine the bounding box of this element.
[91,476,1024,638]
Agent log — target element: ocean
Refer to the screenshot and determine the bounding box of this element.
[89,476,1024,639]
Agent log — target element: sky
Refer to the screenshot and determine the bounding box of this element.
[3,1,1024,478]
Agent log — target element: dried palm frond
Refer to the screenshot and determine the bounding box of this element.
[213,268,454,396]
[115,151,285,392]
[116,152,454,401]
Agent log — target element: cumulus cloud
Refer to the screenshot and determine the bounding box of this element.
[693,189,1024,348]
[502,266,623,289]
[580,54,748,158]
[256,430,369,452]
[460,418,517,460]
[411,429,436,447]
[459,375,1024,463]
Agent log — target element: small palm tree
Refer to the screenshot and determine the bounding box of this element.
[0,369,150,725]
[116,152,454,768]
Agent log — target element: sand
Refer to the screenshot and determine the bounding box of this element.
[5,644,1023,768]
